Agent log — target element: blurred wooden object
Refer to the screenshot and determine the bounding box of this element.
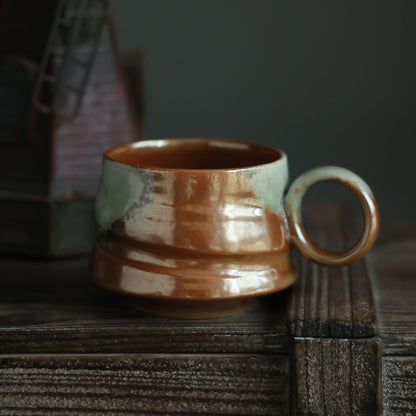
[0,0,143,257]
[1,204,413,414]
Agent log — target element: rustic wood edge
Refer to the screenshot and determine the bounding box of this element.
[0,353,290,416]
[382,356,416,415]
[291,337,382,416]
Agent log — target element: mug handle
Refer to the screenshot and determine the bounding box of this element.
[285,166,380,266]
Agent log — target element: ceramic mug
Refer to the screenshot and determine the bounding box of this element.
[89,138,379,318]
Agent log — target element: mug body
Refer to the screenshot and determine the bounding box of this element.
[90,138,297,317]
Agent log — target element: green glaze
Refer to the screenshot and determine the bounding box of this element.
[249,155,288,216]
[96,158,145,232]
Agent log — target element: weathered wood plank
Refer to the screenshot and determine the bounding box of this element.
[288,204,377,338]
[0,354,289,416]
[382,357,416,416]
[292,338,381,415]
[0,257,289,354]
[369,239,416,355]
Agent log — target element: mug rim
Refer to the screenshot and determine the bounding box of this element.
[104,138,287,172]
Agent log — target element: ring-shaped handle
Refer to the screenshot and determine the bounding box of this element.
[285,166,380,266]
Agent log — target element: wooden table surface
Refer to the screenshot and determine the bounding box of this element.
[0,204,414,415]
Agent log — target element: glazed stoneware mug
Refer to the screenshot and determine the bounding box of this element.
[89,138,380,318]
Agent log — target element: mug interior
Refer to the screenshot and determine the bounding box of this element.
[106,138,282,170]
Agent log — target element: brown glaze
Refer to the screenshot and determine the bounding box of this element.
[89,139,296,317]
[90,233,295,318]
[91,139,379,316]
[106,138,282,170]
[90,235,294,300]
[91,186,295,301]
[111,169,288,253]
[91,139,380,317]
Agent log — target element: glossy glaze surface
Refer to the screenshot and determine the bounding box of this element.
[90,139,296,310]
[90,138,380,317]
[90,234,295,299]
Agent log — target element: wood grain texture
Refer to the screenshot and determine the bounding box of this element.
[382,357,416,416]
[292,338,381,416]
[369,239,416,355]
[0,257,289,354]
[288,204,377,338]
[0,354,289,416]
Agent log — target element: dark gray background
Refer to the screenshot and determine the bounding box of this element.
[112,0,415,220]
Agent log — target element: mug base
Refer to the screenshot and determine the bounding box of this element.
[89,235,297,318]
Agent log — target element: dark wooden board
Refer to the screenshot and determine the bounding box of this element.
[369,239,416,355]
[0,354,289,416]
[288,204,377,338]
[292,338,381,416]
[382,357,416,416]
[0,257,289,354]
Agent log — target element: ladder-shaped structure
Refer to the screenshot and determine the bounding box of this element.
[33,0,109,120]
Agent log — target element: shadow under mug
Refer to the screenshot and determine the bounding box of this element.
[89,138,380,318]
